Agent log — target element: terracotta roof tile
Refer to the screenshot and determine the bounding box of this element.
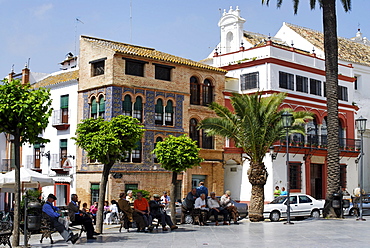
[286,23,370,66]
[81,35,227,73]
[32,69,79,88]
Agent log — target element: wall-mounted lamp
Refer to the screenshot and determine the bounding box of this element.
[63,155,76,160]
[269,146,278,161]
[40,144,50,160]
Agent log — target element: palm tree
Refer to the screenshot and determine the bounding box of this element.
[262,0,351,217]
[199,92,312,221]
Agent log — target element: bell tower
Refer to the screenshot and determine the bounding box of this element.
[218,6,246,54]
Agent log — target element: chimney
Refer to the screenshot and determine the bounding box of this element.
[8,65,15,82]
[22,66,30,85]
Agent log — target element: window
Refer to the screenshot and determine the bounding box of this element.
[155,99,164,125]
[202,130,213,149]
[132,141,142,163]
[60,139,67,167]
[307,117,319,144]
[338,86,348,101]
[91,183,100,205]
[241,72,259,90]
[298,195,312,204]
[133,96,143,122]
[60,95,69,123]
[340,164,347,189]
[125,58,146,77]
[91,97,97,119]
[90,58,106,77]
[154,137,163,163]
[125,183,138,192]
[165,100,174,126]
[202,79,213,105]
[34,144,40,169]
[354,76,358,90]
[55,183,69,206]
[290,163,302,190]
[279,72,294,90]
[155,64,173,81]
[190,77,200,105]
[310,79,321,96]
[122,95,132,116]
[189,118,200,145]
[98,95,105,118]
[296,75,308,93]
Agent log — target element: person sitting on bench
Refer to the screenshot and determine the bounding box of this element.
[67,194,98,239]
[149,194,178,231]
[42,194,79,244]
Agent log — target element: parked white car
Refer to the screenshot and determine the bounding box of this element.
[263,194,324,222]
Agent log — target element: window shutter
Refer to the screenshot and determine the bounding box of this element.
[91,98,97,114]
[134,96,142,110]
[61,95,69,109]
[34,143,40,149]
[155,99,163,113]
[165,100,173,113]
[60,139,68,148]
[99,97,105,112]
[123,95,132,111]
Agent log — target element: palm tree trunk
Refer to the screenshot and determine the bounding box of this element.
[96,162,114,233]
[248,162,268,222]
[322,0,341,217]
[12,132,21,247]
[170,172,177,224]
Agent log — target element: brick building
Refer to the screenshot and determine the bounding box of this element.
[76,36,227,204]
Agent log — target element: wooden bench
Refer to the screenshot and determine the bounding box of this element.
[0,221,13,248]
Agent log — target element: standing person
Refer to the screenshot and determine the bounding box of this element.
[126,190,135,206]
[149,194,178,231]
[181,188,197,224]
[134,192,151,232]
[42,194,79,244]
[274,186,281,198]
[194,193,209,226]
[160,191,171,210]
[280,187,287,196]
[208,192,229,225]
[220,190,239,225]
[67,194,98,240]
[90,202,98,225]
[196,181,208,197]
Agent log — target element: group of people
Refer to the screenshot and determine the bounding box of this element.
[182,182,240,226]
[118,191,178,232]
[42,193,99,244]
[274,186,288,198]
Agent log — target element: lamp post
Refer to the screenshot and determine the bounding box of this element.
[282,111,293,225]
[355,116,367,221]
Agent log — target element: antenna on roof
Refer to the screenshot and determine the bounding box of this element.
[130,0,133,43]
[74,18,84,66]
[11,64,14,73]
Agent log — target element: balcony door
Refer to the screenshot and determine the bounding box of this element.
[310,164,323,199]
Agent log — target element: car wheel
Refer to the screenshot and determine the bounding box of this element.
[311,210,320,219]
[269,211,280,222]
[185,215,193,224]
[350,208,359,217]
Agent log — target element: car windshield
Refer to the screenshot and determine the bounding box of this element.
[270,196,287,204]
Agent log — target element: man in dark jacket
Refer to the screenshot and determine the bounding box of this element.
[149,194,178,231]
[181,188,197,224]
[67,194,97,239]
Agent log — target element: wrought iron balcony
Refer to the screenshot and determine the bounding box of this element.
[52,109,70,130]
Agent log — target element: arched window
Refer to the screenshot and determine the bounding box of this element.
[202,130,213,149]
[133,96,143,122]
[226,32,233,53]
[307,117,318,145]
[202,79,213,106]
[122,95,132,116]
[90,97,97,119]
[155,99,164,125]
[190,77,200,105]
[98,95,105,118]
[165,100,174,126]
[189,118,200,145]
[154,136,163,163]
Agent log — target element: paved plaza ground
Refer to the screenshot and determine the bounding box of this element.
[22,216,369,248]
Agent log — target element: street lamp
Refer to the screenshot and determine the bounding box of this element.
[269,146,277,161]
[282,111,293,225]
[355,116,367,221]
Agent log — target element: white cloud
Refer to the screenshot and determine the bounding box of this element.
[32,3,53,19]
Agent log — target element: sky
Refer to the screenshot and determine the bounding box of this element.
[1,0,369,76]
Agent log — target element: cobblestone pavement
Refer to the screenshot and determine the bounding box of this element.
[21,216,369,248]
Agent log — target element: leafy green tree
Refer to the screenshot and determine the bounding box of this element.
[199,92,312,221]
[73,115,144,233]
[152,134,203,223]
[0,79,52,247]
[262,0,351,218]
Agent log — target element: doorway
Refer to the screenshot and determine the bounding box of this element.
[310,164,323,199]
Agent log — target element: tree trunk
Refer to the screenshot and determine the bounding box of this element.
[12,132,21,247]
[322,0,341,218]
[170,172,177,224]
[95,162,113,233]
[248,162,268,222]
